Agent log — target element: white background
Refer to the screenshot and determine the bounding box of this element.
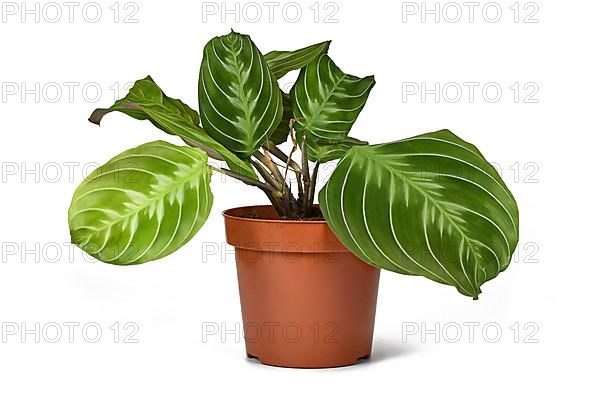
[0,0,597,398]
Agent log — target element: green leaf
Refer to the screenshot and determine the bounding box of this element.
[68,140,213,265]
[264,40,331,79]
[89,76,257,180]
[264,41,332,145]
[291,54,375,162]
[198,31,282,158]
[268,91,293,145]
[319,129,519,299]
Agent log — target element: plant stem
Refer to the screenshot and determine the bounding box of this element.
[267,148,300,217]
[250,160,294,216]
[300,134,311,216]
[263,141,304,201]
[263,142,302,175]
[251,160,281,190]
[188,132,311,219]
[307,161,320,212]
[265,191,287,216]
[254,150,285,186]
[254,149,301,217]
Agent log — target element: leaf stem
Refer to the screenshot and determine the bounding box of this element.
[254,150,285,186]
[209,165,278,195]
[307,161,320,213]
[251,160,281,192]
[250,159,296,217]
[263,141,304,200]
[253,149,301,217]
[301,133,312,216]
[182,138,224,161]
[264,141,302,175]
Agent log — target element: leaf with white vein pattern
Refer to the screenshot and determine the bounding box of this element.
[264,40,330,79]
[198,31,282,158]
[291,54,375,162]
[264,41,331,144]
[319,129,519,299]
[68,140,213,265]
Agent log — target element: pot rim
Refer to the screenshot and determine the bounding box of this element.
[222,205,327,225]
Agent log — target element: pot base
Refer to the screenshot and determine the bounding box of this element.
[247,352,371,369]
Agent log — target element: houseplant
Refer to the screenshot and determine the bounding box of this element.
[68,31,519,368]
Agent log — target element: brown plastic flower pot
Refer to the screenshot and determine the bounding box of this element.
[223,205,380,368]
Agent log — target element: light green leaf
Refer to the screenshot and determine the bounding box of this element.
[69,140,213,265]
[264,40,330,79]
[198,31,282,158]
[319,129,519,299]
[89,76,257,180]
[291,54,375,161]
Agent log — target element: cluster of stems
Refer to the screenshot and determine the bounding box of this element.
[195,128,320,219]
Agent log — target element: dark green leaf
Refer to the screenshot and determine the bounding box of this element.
[291,54,375,161]
[320,129,519,299]
[198,31,282,158]
[264,40,330,79]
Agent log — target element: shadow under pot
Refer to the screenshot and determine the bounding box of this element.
[223,205,380,368]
